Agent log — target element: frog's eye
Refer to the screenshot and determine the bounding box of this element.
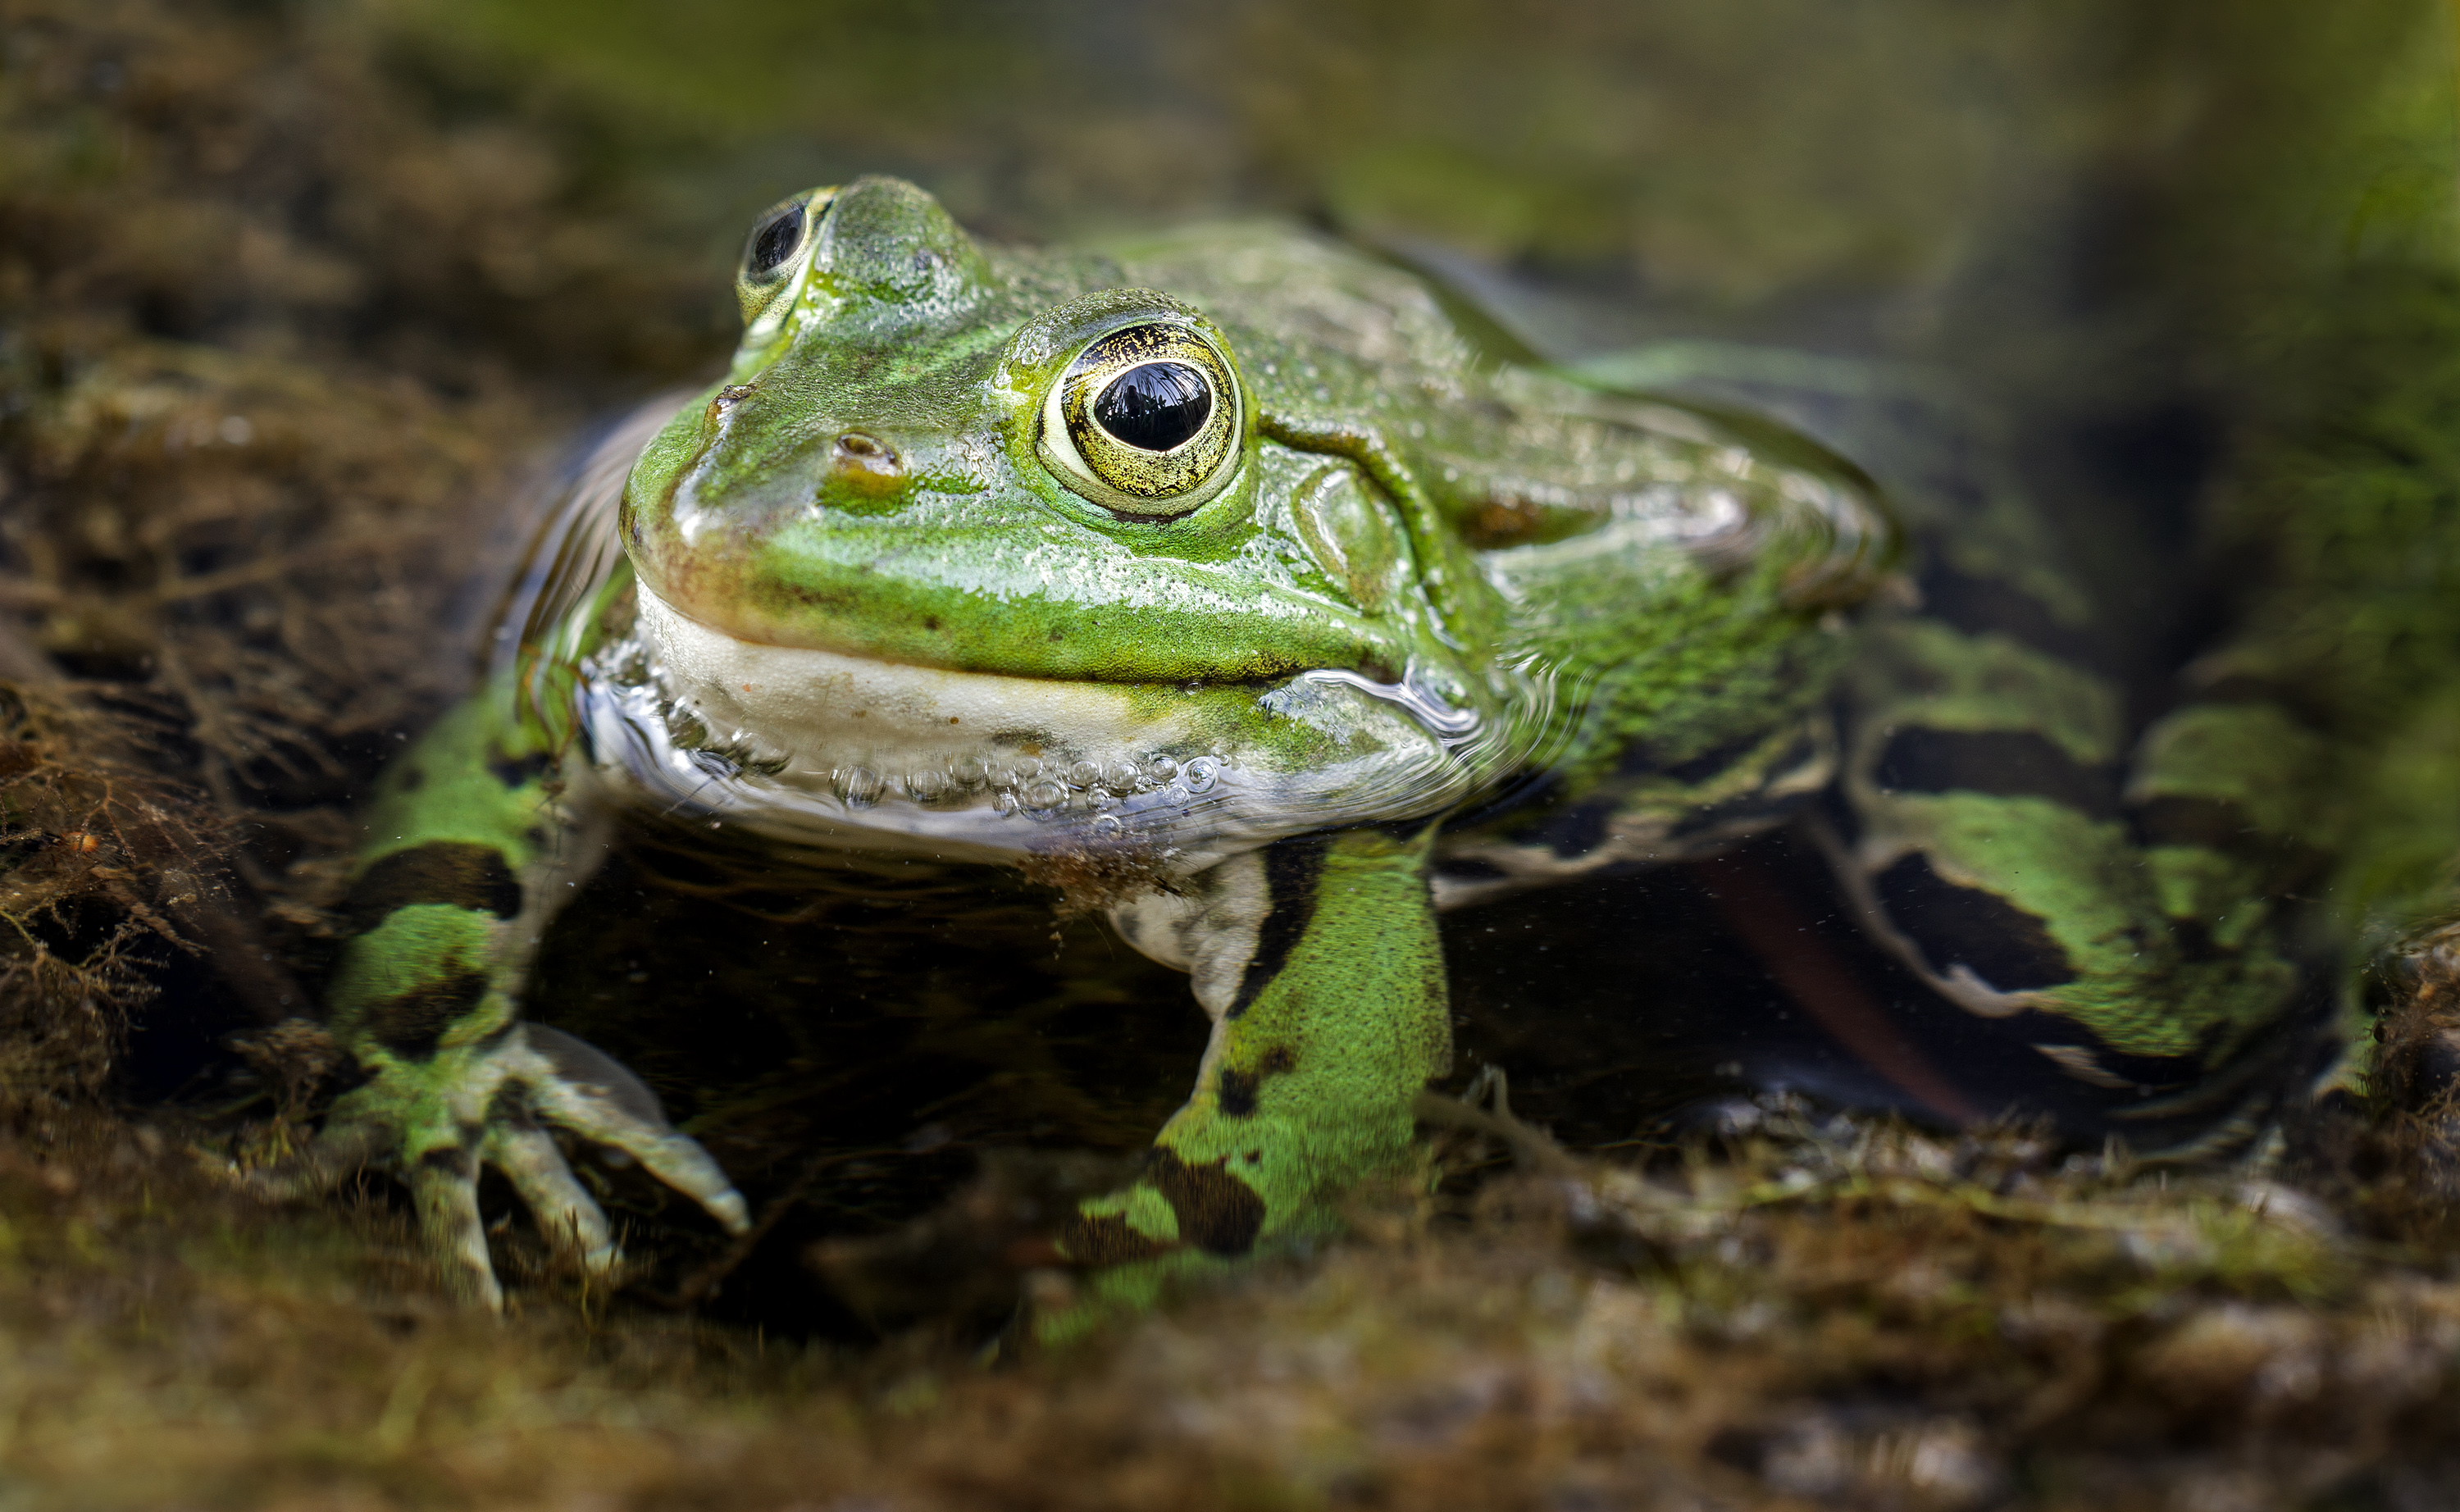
[747,203,806,277]
[736,188,836,330]
[1038,321,1242,517]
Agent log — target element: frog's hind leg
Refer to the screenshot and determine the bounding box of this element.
[1823,608,2322,1147]
[1060,825,1452,1323]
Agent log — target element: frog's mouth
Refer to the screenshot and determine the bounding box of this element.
[604,581,1497,853]
[634,581,1202,794]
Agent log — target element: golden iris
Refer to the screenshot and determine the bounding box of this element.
[1039,321,1241,516]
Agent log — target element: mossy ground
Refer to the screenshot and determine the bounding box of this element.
[6,2,2460,1507]
[8,1091,2460,1510]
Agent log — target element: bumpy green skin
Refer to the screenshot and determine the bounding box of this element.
[313,175,2316,1312]
[316,687,748,1305]
[1059,827,1449,1322]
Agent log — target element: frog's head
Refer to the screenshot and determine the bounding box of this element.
[607,177,1884,859]
[622,175,1433,688]
[613,175,1501,852]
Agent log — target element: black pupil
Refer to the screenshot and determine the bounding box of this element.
[1092,362,1212,453]
[749,204,804,275]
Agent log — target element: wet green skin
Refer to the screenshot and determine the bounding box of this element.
[314,177,2312,1318]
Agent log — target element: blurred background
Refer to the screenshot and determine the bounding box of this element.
[14,0,2454,401]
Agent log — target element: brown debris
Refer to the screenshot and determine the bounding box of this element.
[1018,840,1182,922]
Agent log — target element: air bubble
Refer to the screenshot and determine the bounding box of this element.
[1022,778,1067,810]
[1143,756,1180,784]
[1066,760,1104,788]
[1182,757,1219,795]
[905,770,949,802]
[836,767,884,806]
[1105,761,1141,793]
[949,754,989,786]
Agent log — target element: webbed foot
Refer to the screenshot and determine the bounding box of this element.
[252,1022,749,1308]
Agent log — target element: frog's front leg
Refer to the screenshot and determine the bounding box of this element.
[299,690,749,1306]
[1072,825,1451,1305]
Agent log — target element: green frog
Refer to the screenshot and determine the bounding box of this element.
[305,176,2324,1311]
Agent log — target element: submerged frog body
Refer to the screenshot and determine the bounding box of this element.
[314,178,2320,1308]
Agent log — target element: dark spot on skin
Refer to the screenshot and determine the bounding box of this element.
[487,749,554,789]
[1217,1045,1300,1118]
[2132,795,2248,849]
[418,1144,476,1177]
[2180,676,2335,727]
[1916,560,2112,672]
[362,967,489,1058]
[2172,918,2223,963]
[1649,728,1781,785]
[342,842,523,936]
[1874,728,2119,819]
[1146,1148,1266,1255]
[1512,799,1610,867]
[485,1084,534,1127]
[1047,626,1064,642]
[922,617,940,632]
[1055,1212,1173,1267]
[396,767,425,794]
[1228,836,1330,1018]
[1460,491,1551,549]
[2016,1020,2206,1095]
[1875,852,2076,992]
[1053,1150,1271,1264]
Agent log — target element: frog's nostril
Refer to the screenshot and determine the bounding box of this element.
[830,432,904,495]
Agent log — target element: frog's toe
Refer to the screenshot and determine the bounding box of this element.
[481,1118,617,1270]
[512,1024,752,1236]
[408,1145,504,1309]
